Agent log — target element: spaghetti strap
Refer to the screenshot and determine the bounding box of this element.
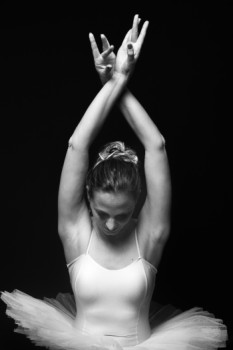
[86,230,93,255]
[135,230,141,259]
[66,230,93,268]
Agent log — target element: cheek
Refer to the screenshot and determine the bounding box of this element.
[123,212,134,222]
[92,214,105,227]
[117,217,131,227]
[92,213,101,221]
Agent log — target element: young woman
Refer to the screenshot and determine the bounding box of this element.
[1,15,227,350]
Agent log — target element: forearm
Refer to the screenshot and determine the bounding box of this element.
[119,89,165,150]
[70,73,127,149]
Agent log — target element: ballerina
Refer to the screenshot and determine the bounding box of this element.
[1,14,227,350]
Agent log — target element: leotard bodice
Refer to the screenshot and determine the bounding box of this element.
[67,230,157,347]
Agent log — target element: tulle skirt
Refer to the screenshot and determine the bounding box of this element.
[1,289,227,350]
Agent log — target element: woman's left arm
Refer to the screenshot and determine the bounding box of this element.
[89,15,171,263]
[116,16,171,253]
[120,90,171,244]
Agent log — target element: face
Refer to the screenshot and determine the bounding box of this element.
[89,190,136,237]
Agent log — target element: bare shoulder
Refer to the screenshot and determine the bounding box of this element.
[58,205,92,264]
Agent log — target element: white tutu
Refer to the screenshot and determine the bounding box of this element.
[1,289,227,350]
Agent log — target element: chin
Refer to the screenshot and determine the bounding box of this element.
[103,228,120,236]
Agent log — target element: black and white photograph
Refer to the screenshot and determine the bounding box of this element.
[1,2,232,349]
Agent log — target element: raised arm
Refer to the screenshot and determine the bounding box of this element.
[120,90,171,254]
[117,25,171,264]
[58,63,129,242]
[89,15,171,266]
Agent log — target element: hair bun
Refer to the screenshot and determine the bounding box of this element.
[95,141,138,168]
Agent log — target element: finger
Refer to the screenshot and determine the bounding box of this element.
[127,42,134,61]
[131,14,139,43]
[101,34,111,51]
[105,64,112,71]
[96,65,105,69]
[122,29,132,45]
[101,45,114,58]
[89,33,100,59]
[137,20,149,47]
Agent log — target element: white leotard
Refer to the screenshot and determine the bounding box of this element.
[67,230,157,347]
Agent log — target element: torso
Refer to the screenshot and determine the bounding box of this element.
[88,219,139,270]
[62,207,161,269]
[67,230,157,347]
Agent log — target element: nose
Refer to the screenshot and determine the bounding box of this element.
[105,218,116,231]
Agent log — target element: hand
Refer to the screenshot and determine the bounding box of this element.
[89,32,116,84]
[115,14,149,78]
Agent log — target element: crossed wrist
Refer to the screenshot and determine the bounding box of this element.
[112,71,129,81]
[98,71,129,86]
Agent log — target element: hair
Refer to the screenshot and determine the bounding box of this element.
[86,141,141,200]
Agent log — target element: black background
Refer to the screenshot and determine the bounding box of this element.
[1,1,232,349]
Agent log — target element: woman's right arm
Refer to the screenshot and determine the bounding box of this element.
[58,72,128,241]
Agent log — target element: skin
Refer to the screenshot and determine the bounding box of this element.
[58,15,171,269]
[89,14,148,83]
[89,190,136,244]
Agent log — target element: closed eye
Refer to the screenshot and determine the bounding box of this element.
[95,210,130,221]
[96,210,109,219]
[116,214,129,221]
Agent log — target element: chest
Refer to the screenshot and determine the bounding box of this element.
[74,256,147,306]
[88,227,140,270]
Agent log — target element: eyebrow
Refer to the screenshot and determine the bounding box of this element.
[95,209,108,215]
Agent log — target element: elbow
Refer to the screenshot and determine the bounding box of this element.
[146,134,166,152]
[155,134,166,150]
[68,137,74,150]
[68,136,80,150]
[68,136,89,154]
[160,135,166,148]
